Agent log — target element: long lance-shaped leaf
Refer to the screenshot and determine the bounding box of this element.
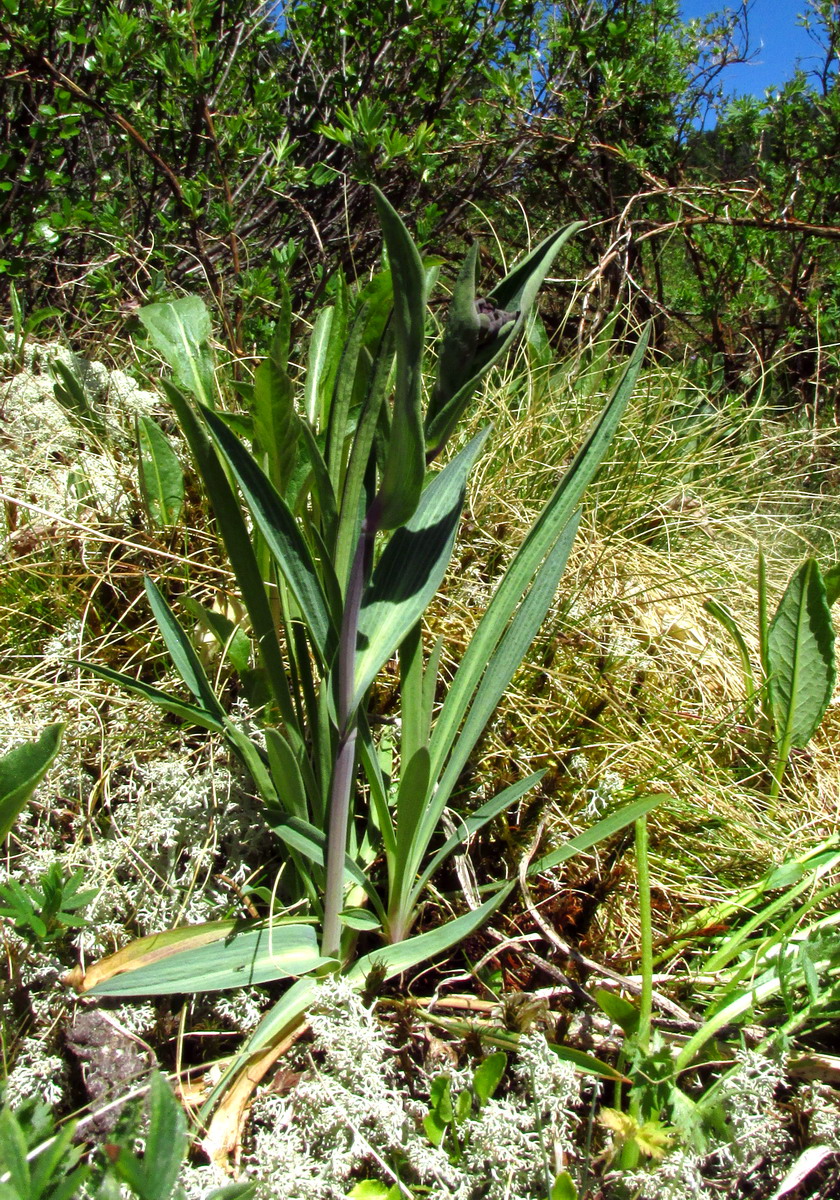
[334,320,395,586]
[143,578,228,723]
[325,304,371,490]
[0,723,64,842]
[397,772,546,930]
[253,310,299,497]
[528,793,666,875]
[139,297,216,408]
[199,889,512,1126]
[429,330,648,784]
[372,188,427,530]
[76,920,326,997]
[353,427,491,709]
[162,381,300,737]
[201,974,319,1121]
[415,514,579,873]
[768,558,836,751]
[201,403,336,663]
[425,222,584,455]
[349,884,515,984]
[137,414,185,529]
[79,661,226,733]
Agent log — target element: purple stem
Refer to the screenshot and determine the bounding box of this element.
[320,499,381,960]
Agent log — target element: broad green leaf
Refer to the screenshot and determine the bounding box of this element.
[82,920,327,996]
[144,578,228,723]
[372,188,427,529]
[425,222,584,454]
[137,414,184,528]
[768,559,836,750]
[473,1051,507,1105]
[0,722,63,842]
[304,303,337,426]
[0,1107,29,1195]
[550,1171,579,1200]
[354,426,491,708]
[201,403,336,661]
[139,297,215,407]
[529,794,666,875]
[265,728,309,821]
[821,561,840,606]
[109,1073,186,1200]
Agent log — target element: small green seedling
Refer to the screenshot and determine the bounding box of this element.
[706,551,840,804]
[423,1050,508,1163]
[0,862,97,947]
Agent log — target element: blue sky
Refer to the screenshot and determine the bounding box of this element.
[679,1,827,97]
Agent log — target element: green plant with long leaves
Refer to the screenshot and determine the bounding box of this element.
[70,192,656,1136]
[706,551,840,804]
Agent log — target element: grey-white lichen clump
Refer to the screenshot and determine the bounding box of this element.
[0,341,163,547]
[230,979,588,1200]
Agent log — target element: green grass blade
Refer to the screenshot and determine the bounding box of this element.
[528,794,667,875]
[372,188,427,529]
[201,403,336,662]
[429,331,648,782]
[0,723,64,842]
[704,596,758,715]
[353,427,491,708]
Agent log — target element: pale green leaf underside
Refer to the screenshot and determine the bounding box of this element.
[89,922,327,996]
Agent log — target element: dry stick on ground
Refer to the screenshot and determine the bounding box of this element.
[517,820,694,1025]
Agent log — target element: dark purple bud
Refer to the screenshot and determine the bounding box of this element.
[475,297,518,347]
